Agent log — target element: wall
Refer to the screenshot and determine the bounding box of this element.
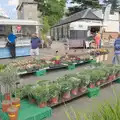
[23,4,38,21]
[19,0,34,4]
[103,12,119,33]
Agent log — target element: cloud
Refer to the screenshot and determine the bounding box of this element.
[8,0,18,6]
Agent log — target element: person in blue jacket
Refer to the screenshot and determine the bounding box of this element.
[114,33,120,64]
[7,32,17,58]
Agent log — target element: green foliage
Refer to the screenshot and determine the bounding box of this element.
[48,83,61,98]
[32,86,49,103]
[104,0,120,11]
[0,66,20,93]
[66,97,120,120]
[67,0,101,16]
[35,0,66,33]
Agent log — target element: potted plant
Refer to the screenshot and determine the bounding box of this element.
[48,83,61,104]
[106,66,116,81]
[7,106,18,120]
[60,81,72,100]
[32,86,49,108]
[69,77,80,96]
[0,66,20,100]
[78,74,90,93]
[2,100,11,112]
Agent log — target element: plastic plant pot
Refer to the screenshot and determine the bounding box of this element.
[71,88,78,96]
[55,60,60,65]
[79,87,87,93]
[50,97,58,104]
[4,93,11,100]
[96,81,101,86]
[7,106,18,120]
[38,102,47,108]
[2,100,11,112]
[12,98,20,109]
[89,83,95,89]
[62,91,71,100]
[100,79,106,84]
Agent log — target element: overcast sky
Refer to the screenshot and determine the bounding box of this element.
[0,0,103,19]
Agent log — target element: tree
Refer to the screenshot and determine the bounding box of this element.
[35,0,66,33]
[67,0,101,16]
[104,0,120,11]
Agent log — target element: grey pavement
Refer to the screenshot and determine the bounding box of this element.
[0,41,116,120]
[48,83,120,120]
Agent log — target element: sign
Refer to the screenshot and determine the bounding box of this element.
[16,25,21,32]
[70,24,88,30]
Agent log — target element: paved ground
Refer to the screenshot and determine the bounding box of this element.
[0,41,116,120]
[47,83,120,120]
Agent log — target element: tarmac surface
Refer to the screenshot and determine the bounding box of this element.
[0,41,117,120]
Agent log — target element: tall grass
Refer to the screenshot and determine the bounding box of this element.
[65,89,120,120]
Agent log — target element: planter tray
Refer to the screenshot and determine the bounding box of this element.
[18,100,52,120]
[49,91,88,108]
[48,64,67,70]
[18,68,49,75]
[114,78,120,83]
[0,110,9,120]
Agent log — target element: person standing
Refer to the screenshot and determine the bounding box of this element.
[94,31,101,49]
[113,33,120,64]
[7,32,17,59]
[31,33,41,56]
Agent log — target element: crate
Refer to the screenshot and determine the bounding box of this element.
[35,69,46,76]
[0,110,9,120]
[18,100,52,120]
[68,64,75,70]
[115,78,120,83]
[89,59,96,64]
[87,87,100,98]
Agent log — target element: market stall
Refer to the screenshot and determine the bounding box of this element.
[0,19,41,58]
[69,20,103,48]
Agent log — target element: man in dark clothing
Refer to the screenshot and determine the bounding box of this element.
[7,33,17,58]
[31,33,41,56]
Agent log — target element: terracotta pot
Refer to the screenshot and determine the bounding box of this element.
[7,106,18,120]
[4,93,11,100]
[55,60,60,64]
[100,80,106,84]
[79,87,87,93]
[50,97,58,104]
[12,98,20,109]
[2,100,11,112]
[63,91,71,99]
[38,102,47,108]
[89,83,95,88]
[96,81,101,86]
[108,75,115,82]
[71,88,78,95]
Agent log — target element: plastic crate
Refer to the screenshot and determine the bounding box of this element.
[68,64,75,70]
[18,100,52,120]
[35,69,46,76]
[115,78,120,83]
[0,110,9,120]
[87,87,100,98]
[89,59,96,64]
